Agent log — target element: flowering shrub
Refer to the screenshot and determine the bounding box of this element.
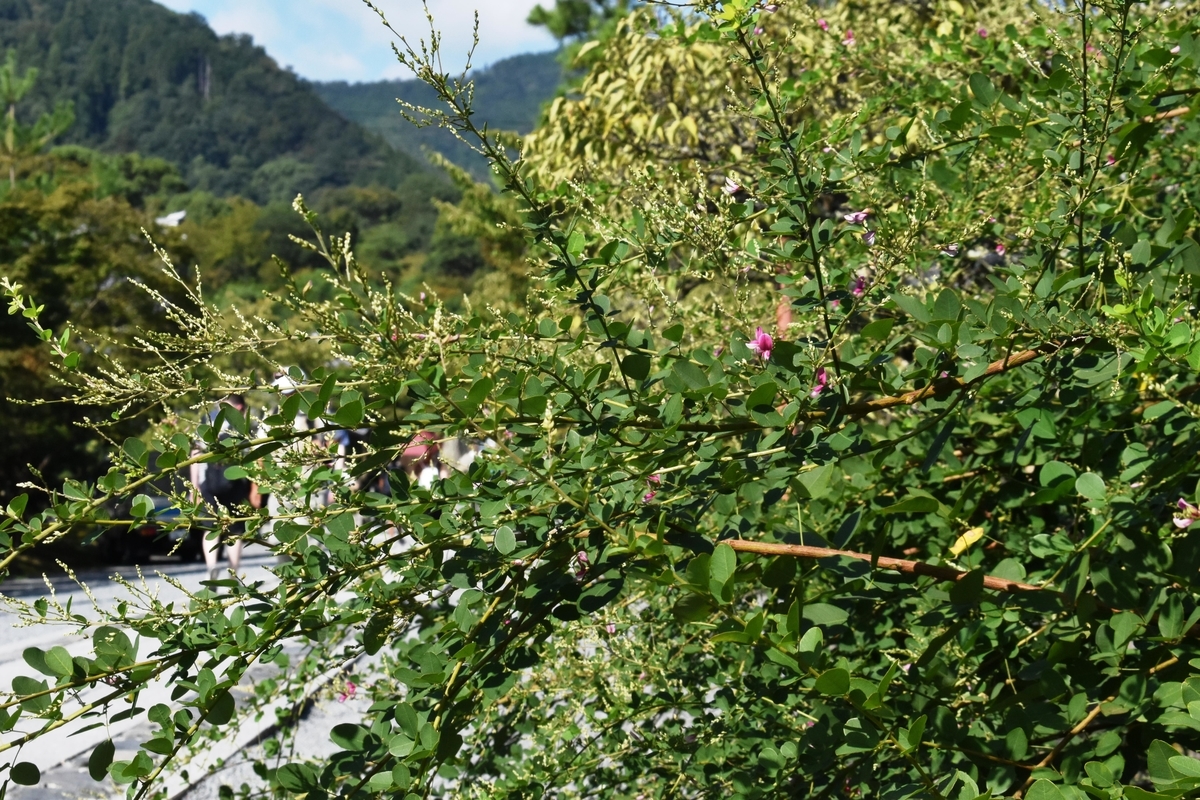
[2,0,1200,797]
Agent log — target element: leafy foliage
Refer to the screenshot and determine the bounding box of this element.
[314,51,566,180]
[0,0,423,201]
[2,0,1200,798]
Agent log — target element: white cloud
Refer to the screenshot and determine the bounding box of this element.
[154,0,557,82]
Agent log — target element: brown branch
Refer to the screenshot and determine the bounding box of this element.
[725,540,1046,594]
[1014,699,1113,797]
[840,346,1048,419]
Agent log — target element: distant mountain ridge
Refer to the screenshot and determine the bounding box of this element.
[314,50,566,178]
[0,0,423,201]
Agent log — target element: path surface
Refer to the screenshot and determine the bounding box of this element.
[0,548,355,799]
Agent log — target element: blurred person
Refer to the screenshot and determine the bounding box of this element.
[400,430,440,489]
[189,394,254,580]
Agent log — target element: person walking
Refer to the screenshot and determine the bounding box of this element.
[192,394,253,580]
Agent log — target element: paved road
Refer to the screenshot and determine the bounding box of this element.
[0,548,301,799]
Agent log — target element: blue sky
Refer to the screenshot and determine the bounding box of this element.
[154,0,559,82]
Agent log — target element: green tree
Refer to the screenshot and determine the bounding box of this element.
[527,0,630,40]
[3,0,1200,797]
[0,49,73,188]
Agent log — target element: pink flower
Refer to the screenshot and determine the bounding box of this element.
[747,327,773,361]
[843,210,869,225]
[754,26,764,35]
[573,551,589,580]
[977,28,988,38]
[1174,499,1199,529]
[605,623,617,634]
[851,275,866,297]
[862,231,876,247]
[723,176,741,195]
[648,474,661,485]
[643,491,657,503]
[817,18,828,31]
[811,367,829,398]
[1106,153,1117,167]
[995,243,1006,256]
[941,243,960,257]
[762,3,778,12]
[842,29,856,47]
[337,680,357,703]
[1171,45,1181,54]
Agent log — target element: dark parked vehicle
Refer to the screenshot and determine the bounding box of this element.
[100,495,204,564]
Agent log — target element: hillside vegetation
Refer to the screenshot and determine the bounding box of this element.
[0,0,422,202]
[314,50,565,178]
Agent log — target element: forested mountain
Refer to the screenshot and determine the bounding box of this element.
[314,51,565,177]
[0,0,423,202]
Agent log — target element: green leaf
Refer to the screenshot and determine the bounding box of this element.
[793,464,834,500]
[662,324,684,343]
[949,570,985,605]
[1075,472,1106,500]
[333,400,365,428]
[364,613,392,656]
[130,494,155,519]
[802,603,848,626]
[45,646,73,678]
[1040,461,1076,487]
[969,73,997,106]
[814,668,850,696]
[276,763,319,792]
[745,380,778,411]
[798,627,823,653]
[11,761,40,786]
[672,361,709,391]
[22,648,53,677]
[494,525,517,555]
[620,353,651,381]
[893,293,931,323]
[1024,780,1064,800]
[1169,755,1200,778]
[6,493,28,518]
[205,689,235,725]
[880,494,939,515]
[89,739,115,781]
[933,288,961,321]
[1148,739,1180,783]
[861,318,894,342]
[708,543,737,595]
[331,723,370,752]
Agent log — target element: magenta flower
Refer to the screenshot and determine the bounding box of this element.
[723,176,741,195]
[941,243,960,257]
[851,275,866,297]
[573,551,589,579]
[842,29,856,47]
[817,18,828,31]
[643,491,657,503]
[843,210,869,225]
[648,474,661,485]
[1174,499,1199,529]
[995,243,1006,256]
[811,367,829,398]
[747,327,774,361]
[862,230,876,247]
[1106,153,1117,167]
[337,680,357,703]
[977,28,988,38]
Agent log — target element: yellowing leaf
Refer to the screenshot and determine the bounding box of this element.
[936,20,955,37]
[950,527,985,557]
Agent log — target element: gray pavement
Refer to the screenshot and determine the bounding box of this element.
[0,547,316,799]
